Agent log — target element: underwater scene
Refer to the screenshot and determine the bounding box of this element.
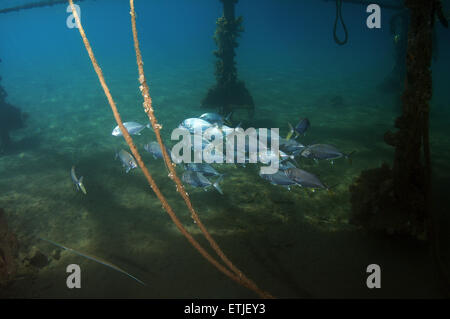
[0,0,449,299]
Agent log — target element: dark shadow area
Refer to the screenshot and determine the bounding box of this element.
[0,59,29,153]
[0,136,41,156]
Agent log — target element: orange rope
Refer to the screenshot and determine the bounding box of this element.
[68,0,272,298]
[129,0,272,299]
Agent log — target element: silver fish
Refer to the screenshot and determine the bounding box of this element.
[144,141,169,159]
[284,167,327,189]
[199,112,232,126]
[190,134,216,151]
[300,144,352,162]
[279,160,297,171]
[116,149,138,173]
[182,171,223,195]
[279,137,305,155]
[178,118,213,134]
[185,163,221,177]
[112,122,151,136]
[71,166,87,195]
[220,123,241,137]
[202,123,242,144]
[258,149,294,163]
[259,170,298,189]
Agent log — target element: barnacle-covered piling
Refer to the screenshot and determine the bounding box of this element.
[350,0,438,239]
[202,0,254,119]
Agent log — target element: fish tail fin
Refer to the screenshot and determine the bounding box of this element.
[213,175,224,195]
[325,183,339,195]
[286,122,294,140]
[78,177,87,195]
[224,112,233,125]
[345,151,356,164]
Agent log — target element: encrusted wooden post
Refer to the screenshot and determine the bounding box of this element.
[202,0,254,119]
[349,0,447,238]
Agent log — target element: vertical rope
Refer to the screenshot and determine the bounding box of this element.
[68,0,272,299]
[333,0,348,45]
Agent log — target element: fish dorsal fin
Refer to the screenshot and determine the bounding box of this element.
[286,123,294,140]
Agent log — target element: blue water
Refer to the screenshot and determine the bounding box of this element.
[0,0,449,298]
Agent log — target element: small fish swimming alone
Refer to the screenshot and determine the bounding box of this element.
[286,118,310,140]
[71,166,87,195]
[300,144,354,163]
[40,238,145,286]
[116,149,138,173]
[112,122,151,136]
[144,141,170,160]
[182,170,224,195]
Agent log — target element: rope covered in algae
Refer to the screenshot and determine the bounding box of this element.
[128,0,272,299]
[68,0,272,299]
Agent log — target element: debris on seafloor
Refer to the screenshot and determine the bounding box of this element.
[0,207,19,287]
[25,248,49,269]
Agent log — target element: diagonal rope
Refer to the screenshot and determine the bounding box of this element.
[128,0,272,299]
[68,0,272,298]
